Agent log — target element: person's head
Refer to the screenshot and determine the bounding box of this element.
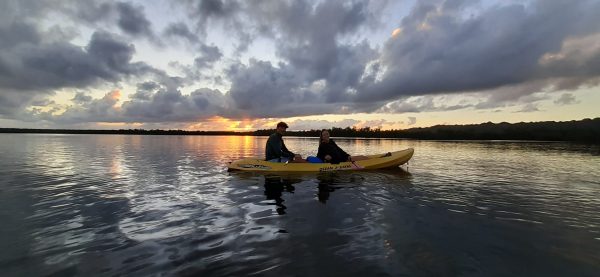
[320,129,330,144]
[276,122,289,134]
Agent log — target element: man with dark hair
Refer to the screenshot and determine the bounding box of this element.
[265,122,304,162]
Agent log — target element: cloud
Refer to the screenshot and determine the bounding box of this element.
[45,83,228,124]
[357,0,600,102]
[3,0,600,127]
[115,2,156,40]
[42,90,122,124]
[287,118,408,131]
[0,30,153,91]
[67,1,161,44]
[554,93,578,106]
[179,0,600,118]
[378,96,471,113]
[407,117,417,126]
[164,22,200,44]
[538,33,600,87]
[254,1,377,102]
[194,44,223,69]
[72,92,93,104]
[0,1,183,120]
[224,59,320,118]
[4,1,161,42]
[0,20,160,115]
[0,21,41,48]
[288,119,361,131]
[120,85,227,123]
[201,1,381,118]
[179,0,241,38]
[516,103,541,113]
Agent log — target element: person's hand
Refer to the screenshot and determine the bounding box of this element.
[324,155,332,161]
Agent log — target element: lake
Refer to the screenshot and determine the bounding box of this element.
[1,134,599,276]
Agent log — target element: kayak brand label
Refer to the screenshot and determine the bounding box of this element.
[319,164,361,172]
[238,164,271,170]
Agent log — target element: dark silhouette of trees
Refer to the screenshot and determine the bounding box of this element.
[1,118,598,143]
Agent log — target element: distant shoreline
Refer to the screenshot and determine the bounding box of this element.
[1,118,599,143]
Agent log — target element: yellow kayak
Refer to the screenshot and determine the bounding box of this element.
[228,148,414,172]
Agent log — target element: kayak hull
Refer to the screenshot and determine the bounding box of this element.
[227,148,414,172]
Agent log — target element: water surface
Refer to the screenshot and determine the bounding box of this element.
[1,134,599,276]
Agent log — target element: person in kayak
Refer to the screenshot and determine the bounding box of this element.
[265,122,306,163]
[317,129,369,164]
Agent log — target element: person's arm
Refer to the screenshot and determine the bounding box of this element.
[317,144,332,162]
[333,141,350,161]
[317,144,326,161]
[280,138,295,158]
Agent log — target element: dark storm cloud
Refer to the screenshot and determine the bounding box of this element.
[197,0,237,17]
[179,0,240,36]
[250,0,374,90]
[208,0,381,118]
[0,21,41,48]
[4,1,159,40]
[0,0,164,119]
[194,44,223,68]
[224,59,310,115]
[69,1,160,43]
[115,2,155,39]
[0,90,34,116]
[35,1,161,43]
[223,59,355,118]
[0,30,148,91]
[177,0,256,56]
[121,86,227,122]
[357,0,600,104]
[0,23,160,115]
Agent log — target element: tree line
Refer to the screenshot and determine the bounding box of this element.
[1,118,598,143]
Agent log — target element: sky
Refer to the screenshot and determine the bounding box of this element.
[0,0,599,131]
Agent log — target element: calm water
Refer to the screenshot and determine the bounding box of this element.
[1,134,599,276]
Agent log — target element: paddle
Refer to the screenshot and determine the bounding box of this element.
[349,157,364,169]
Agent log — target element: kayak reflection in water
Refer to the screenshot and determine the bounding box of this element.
[264,175,298,215]
[317,174,336,203]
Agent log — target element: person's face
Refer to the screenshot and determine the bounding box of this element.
[277,126,287,134]
[321,131,330,142]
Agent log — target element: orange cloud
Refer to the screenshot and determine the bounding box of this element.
[106,90,121,101]
[104,89,121,109]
